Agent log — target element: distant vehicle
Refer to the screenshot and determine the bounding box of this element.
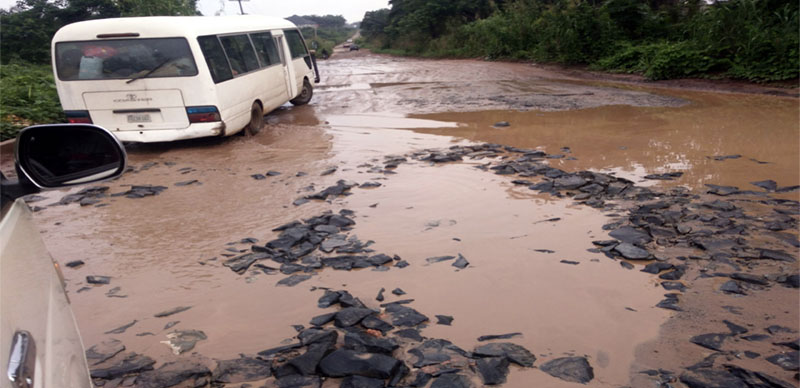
[1,124,127,388]
[350,44,359,51]
[51,16,321,143]
[346,39,353,43]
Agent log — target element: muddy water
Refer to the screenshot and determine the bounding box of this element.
[411,90,799,192]
[10,53,798,387]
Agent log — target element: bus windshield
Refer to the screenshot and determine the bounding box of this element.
[55,38,198,81]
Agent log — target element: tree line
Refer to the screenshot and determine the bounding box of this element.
[1,0,198,64]
[360,0,799,82]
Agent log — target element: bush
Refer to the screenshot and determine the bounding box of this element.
[0,62,64,141]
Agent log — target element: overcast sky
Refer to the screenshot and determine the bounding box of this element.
[0,0,389,23]
[199,0,389,22]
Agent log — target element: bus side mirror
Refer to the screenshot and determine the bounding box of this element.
[0,124,127,207]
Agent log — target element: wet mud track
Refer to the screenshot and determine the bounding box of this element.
[7,53,798,387]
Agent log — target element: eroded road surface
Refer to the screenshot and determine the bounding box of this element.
[7,51,799,387]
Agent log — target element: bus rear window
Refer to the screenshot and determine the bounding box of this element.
[55,38,198,81]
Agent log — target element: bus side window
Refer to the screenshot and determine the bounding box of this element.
[283,30,308,59]
[250,32,280,68]
[198,35,233,83]
[220,34,259,76]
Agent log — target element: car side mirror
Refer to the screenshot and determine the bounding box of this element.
[1,124,127,206]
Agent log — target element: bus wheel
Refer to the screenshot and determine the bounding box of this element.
[246,102,263,136]
[290,79,313,106]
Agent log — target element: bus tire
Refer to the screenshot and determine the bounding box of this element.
[246,102,263,136]
[290,79,313,106]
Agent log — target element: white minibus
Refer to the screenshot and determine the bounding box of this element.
[51,15,320,142]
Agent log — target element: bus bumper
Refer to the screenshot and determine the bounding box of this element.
[110,122,226,143]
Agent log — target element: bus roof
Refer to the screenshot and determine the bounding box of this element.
[53,15,298,42]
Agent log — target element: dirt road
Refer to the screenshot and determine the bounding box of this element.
[7,51,798,387]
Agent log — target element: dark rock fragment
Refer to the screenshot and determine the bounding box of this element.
[609,226,652,245]
[251,174,266,180]
[105,320,137,335]
[730,272,768,285]
[642,262,673,274]
[431,373,473,388]
[395,260,410,268]
[474,342,535,367]
[620,261,634,270]
[395,328,423,342]
[679,368,744,388]
[384,303,428,327]
[613,243,650,260]
[154,306,192,318]
[277,274,313,287]
[560,260,580,265]
[477,333,522,342]
[766,352,800,371]
[344,331,399,354]
[539,356,594,384]
[276,374,321,388]
[719,280,745,295]
[477,357,510,385]
[136,360,210,388]
[426,255,455,264]
[87,275,111,284]
[334,308,375,327]
[661,281,686,292]
[724,364,795,388]
[743,334,771,342]
[224,252,269,274]
[340,375,384,388]
[493,121,510,127]
[751,180,778,191]
[705,184,739,196]
[722,320,748,335]
[766,325,796,335]
[392,288,406,296]
[289,342,334,375]
[452,254,469,269]
[318,349,402,379]
[86,339,125,365]
[375,288,385,302]
[780,274,799,288]
[361,316,394,334]
[213,357,271,383]
[644,172,683,180]
[710,154,741,161]
[257,342,303,358]
[66,260,85,268]
[436,315,454,325]
[656,294,682,311]
[318,290,340,308]
[690,333,729,351]
[90,353,156,379]
[760,249,796,262]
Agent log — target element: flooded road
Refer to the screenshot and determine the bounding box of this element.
[8,52,798,387]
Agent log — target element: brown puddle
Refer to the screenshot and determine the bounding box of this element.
[23,115,667,387]
[410,90,799,192]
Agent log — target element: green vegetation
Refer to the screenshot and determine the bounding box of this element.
[0,63,63,141]
[361,0,799,82]
[298,15,356,57]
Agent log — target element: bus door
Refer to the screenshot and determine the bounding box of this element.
[273,35,297,99]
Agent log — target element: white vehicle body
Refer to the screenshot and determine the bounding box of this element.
[0,200,91,388]
[51,16,318,143]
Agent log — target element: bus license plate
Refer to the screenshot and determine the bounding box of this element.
[127,113,151,123]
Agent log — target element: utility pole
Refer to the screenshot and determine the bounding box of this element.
[228,0,248,15]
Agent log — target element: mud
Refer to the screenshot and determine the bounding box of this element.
[3,52,797,387]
